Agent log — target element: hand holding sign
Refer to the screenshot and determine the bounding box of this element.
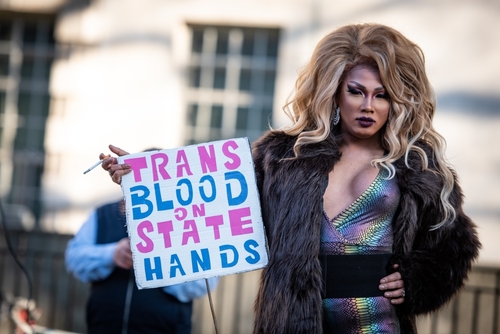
[118,138,268,289]
[113,238,133,269]
[100,145,132,184]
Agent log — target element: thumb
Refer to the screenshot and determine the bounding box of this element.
[109,144,130,157]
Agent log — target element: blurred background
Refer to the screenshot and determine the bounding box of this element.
[0,0,499,333]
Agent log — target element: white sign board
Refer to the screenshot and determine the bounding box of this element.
[118,138,268,289]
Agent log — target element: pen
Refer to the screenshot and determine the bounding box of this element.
[83,159,104,175]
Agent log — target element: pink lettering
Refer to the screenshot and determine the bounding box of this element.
[176,150,193,177]
[136,221,154,253]
[182,220,200,245]
[205,215,224,240]
[151,153,170,182]
[192,203,205,217]
[198,144,217,173]
[174,207,188,220]
[157,221,174,248]
[222,140,241,170]
[124,157,148,182]
[229,207,253,236]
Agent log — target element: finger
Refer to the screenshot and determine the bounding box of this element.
[98,153,111,161]
[123,241,131,252]
[110,168,131,185]
[101,156,118,171]
[124,258,133,269]
[380,271,402,284]
[116,257,133,269]
[109,144,129,157]
[110,169,132,184]
[111,171,122,185]
[383,286,405,297]
[120,250,133,269]
[115,250,132,266]
[121,251,132,262]
[379,279,404,291]
[390,296,405,305]
[111,163,131,173]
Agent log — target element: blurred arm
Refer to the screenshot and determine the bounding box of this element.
[164,277,220,302]
[65,211,117,283]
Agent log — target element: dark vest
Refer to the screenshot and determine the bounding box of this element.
[86,201,193,334]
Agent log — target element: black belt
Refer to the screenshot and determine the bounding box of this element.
[319,253,392,298]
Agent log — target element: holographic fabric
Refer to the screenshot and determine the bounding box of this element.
[321,168,401,334]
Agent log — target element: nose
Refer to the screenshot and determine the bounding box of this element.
[362,97,373,113]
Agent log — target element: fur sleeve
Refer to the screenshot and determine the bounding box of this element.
[391,144,481,316]
[251,131,340,334]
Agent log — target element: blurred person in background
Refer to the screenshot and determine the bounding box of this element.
[100,23,480,334]
[66,198,218,334]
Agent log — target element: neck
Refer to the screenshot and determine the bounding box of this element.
[341,135,383,150]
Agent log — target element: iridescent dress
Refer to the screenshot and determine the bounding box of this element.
[321,168,401,333]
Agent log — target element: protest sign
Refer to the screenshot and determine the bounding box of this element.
[118,137,268,289]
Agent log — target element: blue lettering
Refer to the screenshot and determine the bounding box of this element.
[225,171,248,206]
[154,183,174,211]
[169,254,186,278]
[176,179,193,206]
[144,257,163,281]
[131,185,153,219]
[199,175,216,202]
[244,239,260,264]
[220,244,239,268]
[191,248,212,273]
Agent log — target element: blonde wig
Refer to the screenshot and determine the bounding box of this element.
[282,23,455,229]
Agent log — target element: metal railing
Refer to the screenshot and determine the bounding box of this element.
[0,230,498,334]
[417,266,500,334]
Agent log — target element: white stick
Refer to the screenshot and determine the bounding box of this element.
[83,159,104,175]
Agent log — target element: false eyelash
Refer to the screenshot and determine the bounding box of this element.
[346,86,360,95]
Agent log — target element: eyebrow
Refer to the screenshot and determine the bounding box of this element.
[347,81,385,92]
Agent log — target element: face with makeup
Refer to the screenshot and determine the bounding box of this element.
[337,66,390,144]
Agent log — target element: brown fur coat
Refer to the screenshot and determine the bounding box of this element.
[251,131,481,334]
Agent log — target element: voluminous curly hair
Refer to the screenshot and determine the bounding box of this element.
[282,23,455,229]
